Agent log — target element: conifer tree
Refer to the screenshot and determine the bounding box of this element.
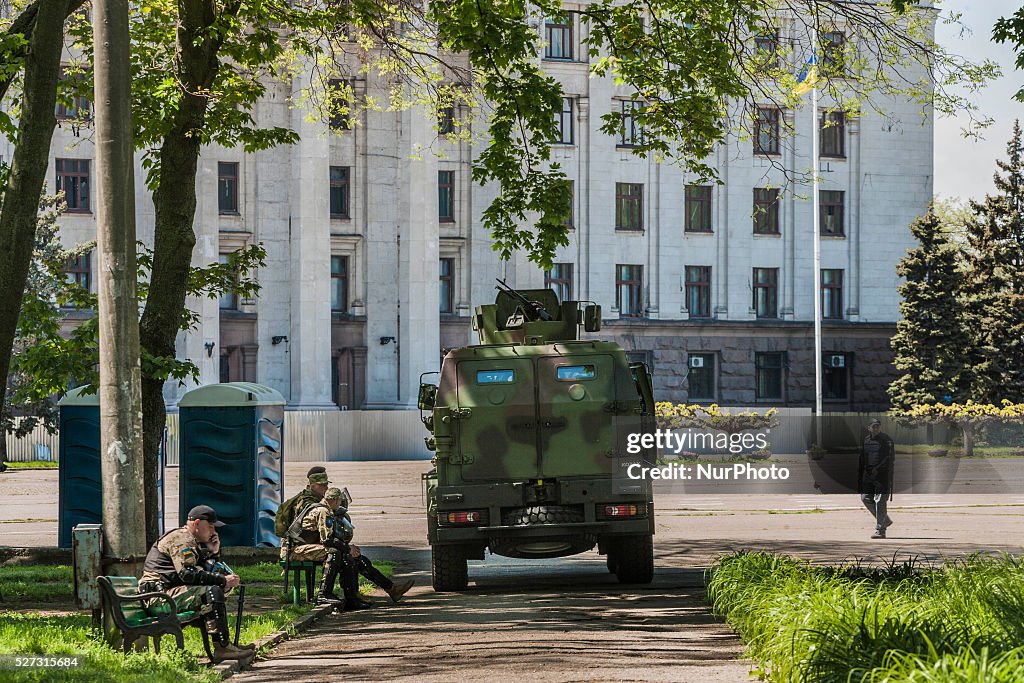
[889,206,973,410]
[961,120,1024,403]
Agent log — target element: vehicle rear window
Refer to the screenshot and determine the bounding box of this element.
[556,365,595,381]
[477,369,515,384]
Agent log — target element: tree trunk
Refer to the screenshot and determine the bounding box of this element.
[137,0,228,543]
[0,0,78,465]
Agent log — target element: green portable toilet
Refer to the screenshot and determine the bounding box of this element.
[178,382,285,547]
[57,386,166,548]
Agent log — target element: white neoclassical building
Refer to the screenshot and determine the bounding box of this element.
[22,9,932,412]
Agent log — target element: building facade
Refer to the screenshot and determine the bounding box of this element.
[19,11,932,413]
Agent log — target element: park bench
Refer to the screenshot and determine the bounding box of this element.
[279,559,318,606]
[96,576,213,658]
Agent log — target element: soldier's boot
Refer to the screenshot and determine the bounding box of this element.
[386,578,415,604]
[341,555,372,610]
[211,642,256,664]
[206,586,256,651]
[315,555,345,606]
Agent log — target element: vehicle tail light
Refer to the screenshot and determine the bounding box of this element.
[597,503,646,519]
[440,510,488,526]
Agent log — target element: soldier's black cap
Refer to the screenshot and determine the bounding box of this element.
[306,466,327,478]
[868,418,882,427]
[187,505,226,527]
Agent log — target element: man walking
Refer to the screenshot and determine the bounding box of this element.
[859,418,895,539]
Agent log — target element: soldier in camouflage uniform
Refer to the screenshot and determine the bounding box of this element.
[140,505,254,663]
[275,466,331,556]
[290,487,413,609]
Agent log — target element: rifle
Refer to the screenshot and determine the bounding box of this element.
[202,554,244,646]
[496,278,553,322]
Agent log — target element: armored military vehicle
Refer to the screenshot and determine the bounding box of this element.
[419,281,656,591]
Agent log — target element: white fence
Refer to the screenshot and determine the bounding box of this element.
[2,418,60,462]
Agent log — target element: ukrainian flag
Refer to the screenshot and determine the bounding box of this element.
[793,55,819,96]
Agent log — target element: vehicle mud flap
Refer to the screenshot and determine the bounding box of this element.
[610,533,654,584]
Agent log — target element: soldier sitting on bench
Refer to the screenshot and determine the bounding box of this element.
[140,505,254,663]
[287,487,413,609]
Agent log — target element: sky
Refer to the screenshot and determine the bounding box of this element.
[933,0,1022,202]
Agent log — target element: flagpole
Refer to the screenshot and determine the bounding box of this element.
[811,28,823,421]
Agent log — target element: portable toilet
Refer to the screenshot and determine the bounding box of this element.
[57,386,166,548]
[177,382,285,547]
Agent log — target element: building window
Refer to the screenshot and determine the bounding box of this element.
[752,267,778,319]
[820,190,845,236]
[821,268,844,320]
[65,252,91,291]
[439,106,455,135]
[439,257,454,313]
[55,158,90,213]
[685,185,713,233]
[219,355,230,384]
[685,266,712,319]
[619,100,643,147]
[754,106,780,155]
[616,264,643,317]
[753,188,780,234]
[754,30,779,70]
[615,182,643,231]
[821,30,846,75]
[218,254,237,310]
[56,68,90,120]
[438,170,455,222]
[820,110,845,157]
[217,162,239,215]
[755,352,785,400]
[687,353,716,400]
[555,97,574,144]
[330,166,350,219]
[824,353,850,400]
[545,263,573,302]
[328,79,351,131]
[544,19,573,60]
[331,255,349,312]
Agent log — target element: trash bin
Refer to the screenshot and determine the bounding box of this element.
[57,387,166,548]
[178,382,285,547]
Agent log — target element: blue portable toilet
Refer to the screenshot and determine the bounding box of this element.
[178,382,285,547]
[57,386,166,548]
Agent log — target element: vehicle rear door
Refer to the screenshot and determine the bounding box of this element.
[455,358,540,481]
[536,354,616,478]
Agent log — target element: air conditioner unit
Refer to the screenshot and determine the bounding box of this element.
[827,355,846,368]
[688,356,705,368]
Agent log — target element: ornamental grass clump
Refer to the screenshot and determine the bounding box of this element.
[706,552,1024,683]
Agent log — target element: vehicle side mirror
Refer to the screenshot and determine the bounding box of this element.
[418,383,438,411]
[583,305,602,332]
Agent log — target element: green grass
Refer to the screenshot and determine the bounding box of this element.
[2,460,59,469]
[707,552,1024,683]
[0,559,395,681]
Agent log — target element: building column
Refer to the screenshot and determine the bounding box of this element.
[287,66,335,409]
[847,115,861,320]
[365,94,439,407]
[782,108,797,320]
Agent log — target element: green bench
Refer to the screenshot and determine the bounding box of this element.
[97,576,213,658]
[279,559,318,606]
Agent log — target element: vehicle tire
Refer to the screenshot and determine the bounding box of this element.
[606,552,618,574]
[490,506,595,559]
[613,534,654,584]
[431,545,469,592]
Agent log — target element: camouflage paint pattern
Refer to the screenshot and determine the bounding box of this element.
[422,289,655,557]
